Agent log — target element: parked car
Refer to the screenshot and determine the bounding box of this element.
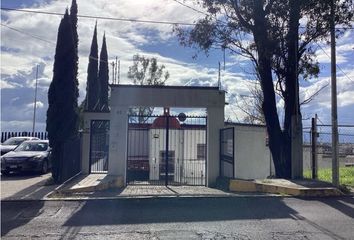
[1,140,51,175]
[0,136,39,155]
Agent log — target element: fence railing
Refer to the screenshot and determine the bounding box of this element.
[303,120,354,187]
[1,131,48,142]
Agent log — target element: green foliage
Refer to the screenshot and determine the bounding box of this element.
[85,23,100,111]
[127,55,169,122]
[128,54,169,85]
[304,167,354,187]
[175,0,353,178]
[46,10,79,182]
[70,0,79,99]
[98,34,109,111]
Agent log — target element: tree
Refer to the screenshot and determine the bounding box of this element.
[175,0,353,178]
[127,54,170,123]
[70,0,79,101]
[236,82,265,124]
[85,23,100,111]
[46,9,79,182]
[98,33,109,111]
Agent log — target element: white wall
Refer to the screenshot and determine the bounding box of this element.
[109,85,225,186]
[233,125,272,180]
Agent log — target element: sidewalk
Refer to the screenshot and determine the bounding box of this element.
[2,173,347,201]
[47,174,277,200]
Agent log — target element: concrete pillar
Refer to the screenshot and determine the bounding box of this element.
[81,116,91,174]
[207,107,224,186]
[108,106,128,180]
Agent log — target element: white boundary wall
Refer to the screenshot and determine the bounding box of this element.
[232,125,274,179]
[83,85,225,187]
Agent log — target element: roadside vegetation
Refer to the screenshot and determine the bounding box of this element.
[304,167,354,187]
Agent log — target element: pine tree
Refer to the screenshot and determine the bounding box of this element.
[98,33,109,111]
[85,23,100,111]
[70,0,79,99]
[46,9,79,182]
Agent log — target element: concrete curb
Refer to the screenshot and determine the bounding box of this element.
[229,179,343,197]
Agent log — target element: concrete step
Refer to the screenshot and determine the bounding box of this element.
[229,179,343,197]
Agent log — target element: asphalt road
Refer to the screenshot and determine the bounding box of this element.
[1,196,353,240]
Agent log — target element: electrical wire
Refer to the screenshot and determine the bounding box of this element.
[1,23,110,63]
[316,42,354,83]
[0,23,55,45]
[1,7,196,26]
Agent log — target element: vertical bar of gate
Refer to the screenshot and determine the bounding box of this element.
[165,114,169,186]
[89,120,93,174]
[311,116,318,179]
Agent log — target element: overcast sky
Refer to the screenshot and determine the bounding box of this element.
[1,0,353,133]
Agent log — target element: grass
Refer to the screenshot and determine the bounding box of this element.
[304,167,354,187]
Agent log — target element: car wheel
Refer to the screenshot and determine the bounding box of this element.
[1,170,10,176]
[41,161,48,174]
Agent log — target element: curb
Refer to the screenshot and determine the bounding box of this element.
[229,179,343,197]
[52,175,124,194]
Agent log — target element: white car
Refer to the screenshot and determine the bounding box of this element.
[1,137,39,156]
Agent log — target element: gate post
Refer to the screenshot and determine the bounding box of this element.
[207,107,224,186]
[165,114,169,186]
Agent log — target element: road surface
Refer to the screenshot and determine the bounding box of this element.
[1,196,353,239]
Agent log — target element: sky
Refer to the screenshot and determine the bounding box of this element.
[1,0,353,134]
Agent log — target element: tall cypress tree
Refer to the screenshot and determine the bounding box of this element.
[46,10,79,182]
[70,0,79,99]
[85,23,100,111]
[98,33,109,111]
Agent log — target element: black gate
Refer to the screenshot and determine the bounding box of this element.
[127,109,207,186]
[89,120,110,173]
[220,127,234,178]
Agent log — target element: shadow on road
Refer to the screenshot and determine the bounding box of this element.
[1,201,44,237]
[1,173,58,201]
[318,197,354,219]
[63,197,297,227]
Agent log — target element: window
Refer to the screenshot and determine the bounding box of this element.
[197,144,206,160]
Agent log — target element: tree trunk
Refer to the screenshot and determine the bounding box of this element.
[252,0,292,178]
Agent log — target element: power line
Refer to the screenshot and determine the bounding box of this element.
[170,0,208,15]
[1,7,196,26]
[316,42,354,83]
[0,23,55,45]
[2,6,354,30]
[1,23,110,63]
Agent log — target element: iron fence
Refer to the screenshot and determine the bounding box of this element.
[89,120,110,173]
[303,123,354,187]
[127,113,207,186]
[1,131,48,142]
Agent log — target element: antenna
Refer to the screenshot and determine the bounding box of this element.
[117,59,120,84]
[111,61,115,84]
[32,65,39,134]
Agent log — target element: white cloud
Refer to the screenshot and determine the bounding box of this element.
[1,0,353,129]
[26,101,44,109]
[0,80,22,89]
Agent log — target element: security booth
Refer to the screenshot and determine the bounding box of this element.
[220,123,274,180]
[81,84,225,187]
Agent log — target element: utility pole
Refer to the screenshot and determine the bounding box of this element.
[330,0,339,186]
[111,61,115,84]
[32,65,39,134]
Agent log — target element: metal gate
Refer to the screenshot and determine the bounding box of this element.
[89,120,110,173]
[220,127,234,178]
[127,109,207,186]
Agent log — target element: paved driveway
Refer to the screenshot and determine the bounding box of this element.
[1,172,58,200]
